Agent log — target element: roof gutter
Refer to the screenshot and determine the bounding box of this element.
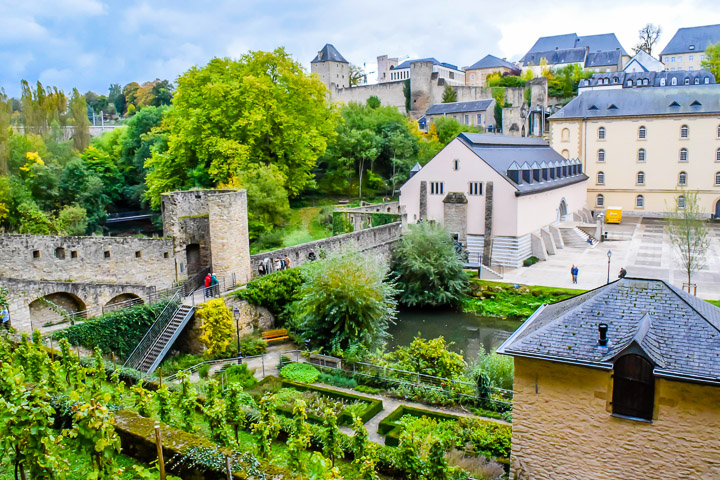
[514,175,588,197]
[496,303,548,355]
[502,350,614,371]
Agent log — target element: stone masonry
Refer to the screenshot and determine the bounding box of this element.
[442,192,468,243]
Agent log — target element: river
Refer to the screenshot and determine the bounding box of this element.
[387,310,523,362]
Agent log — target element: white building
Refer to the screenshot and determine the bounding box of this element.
[399,134,589,268]
[389,58,465,86]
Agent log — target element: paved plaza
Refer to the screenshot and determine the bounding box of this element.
[499,217,720,300]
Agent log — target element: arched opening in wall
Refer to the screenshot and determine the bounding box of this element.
[54,247,66,259]
[715,199,720,219]
[29,292,86,327]
[104,293,143,312]
[558,198,568,221]
[185,243,202,277]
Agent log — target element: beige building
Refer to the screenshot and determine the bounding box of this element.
[464,54,520,87]
[310,44,350,89]
[660,24,720,71]
[549,85,720,217]
[498,278,720,480]
[399,133,588,268]
[424,99,496,130]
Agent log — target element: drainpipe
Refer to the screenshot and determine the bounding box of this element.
[583,117,587,172]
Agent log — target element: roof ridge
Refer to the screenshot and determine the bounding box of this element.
[661,279,720,335]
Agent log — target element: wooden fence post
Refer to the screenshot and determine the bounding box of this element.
[225,455,232,480]
[155,424,166,480]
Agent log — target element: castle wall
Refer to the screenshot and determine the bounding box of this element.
[208,191,252,285]
[331,82,407,113]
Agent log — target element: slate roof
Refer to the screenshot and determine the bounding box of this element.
[457,133,587,196]
[623,50,665,72]
[661,24,720,55]
[497,278,720,385]
[522,32,628,64]
[467,54,519,71]
[522,48,586,67]
[393,58,461,72]
[426,100,493,115]
[576,33,628,56]
[580,71,715,89]
[311,44,348,64]
[551,85,720,119]
[586,50,621,67]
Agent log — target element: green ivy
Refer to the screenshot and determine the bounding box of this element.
[54,302,168,360]
[331,211,353,236]
[235,268,305,320]
[370,213,398,227]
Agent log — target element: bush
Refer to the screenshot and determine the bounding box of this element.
[198,364,210,379]
[388,336,467,379]
[523,256,539,267]
[331,212,353,236]
[235,267,305,320]
[280,363,320,384]
[196,298,234,356]
[239,335,267,356]
[354,385,382,395]
[158,353,205,377]
[54,302,167,360]
[223,363,258,389]
[317,372,357,389]
[252,229,284,252]
[468,351,514,391]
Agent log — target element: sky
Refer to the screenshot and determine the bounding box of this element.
[1,0,720,97]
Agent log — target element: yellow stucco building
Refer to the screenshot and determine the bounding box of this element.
[549,85,720,217]
[498,278,720,479]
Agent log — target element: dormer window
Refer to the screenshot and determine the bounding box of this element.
[660,78,666,86]
[612,354,655,421]
[684,78,690,85]
[626,79,633,87]
[671,77,677,86]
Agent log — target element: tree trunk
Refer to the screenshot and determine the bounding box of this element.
[358,159,364,199]
[688,270,692,294]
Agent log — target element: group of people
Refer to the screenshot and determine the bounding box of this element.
[257,255,292,276]
[570,265,627,284]
[204,272,219,298]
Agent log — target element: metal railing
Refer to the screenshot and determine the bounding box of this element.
[123,289,182,370]
[164,354,268,382]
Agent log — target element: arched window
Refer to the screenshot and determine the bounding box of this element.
[598,127,606,140]
[660,78,666,86]
[717,125,720,138]
[612,354,655,420]
[561,128,570,141]
[636,195,644,208]
[637,171,645,185]
[678,171,687,186]
[638,126,646,139]
[684,77,690,85]
[671,77,677,86]
[54,247,66,259]
[597,171,605,185]
[694,78,700,85]
[603,78,609,85]
[706,77,711,84]
[716,148,720,162]
[678,196,686,209]
[561,149,570,159]
[598,149,605,162]
[637,148,646,162]
[680,148,688,162]
[596,194,605,206]
[680,125,689,138]
[715,172,720,186]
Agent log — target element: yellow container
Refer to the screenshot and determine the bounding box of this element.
[605,206,622,224]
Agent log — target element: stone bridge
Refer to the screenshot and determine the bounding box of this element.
[2,278,157,333]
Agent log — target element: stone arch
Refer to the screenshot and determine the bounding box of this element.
[105,293,143,308]
[558,198,568,221]
[29,292,87,326]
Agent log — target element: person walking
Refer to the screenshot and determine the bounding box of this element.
[618,267,627,279]
[210,272,219,297]
[204,273,212,298]
[263,257,271,274]
[274,258,281,272]
[1,308,9,330]
[571,265,579,284]
[570,265,576,284]
[284,255,291,269]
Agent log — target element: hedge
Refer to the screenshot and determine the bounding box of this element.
[281,380,383,425]
[378,405,464,437]
[234,268,305,319]
[54,302,168,360]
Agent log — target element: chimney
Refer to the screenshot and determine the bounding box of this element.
[598,323,608,346]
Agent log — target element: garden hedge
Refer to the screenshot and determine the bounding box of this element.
[377,405,464,437]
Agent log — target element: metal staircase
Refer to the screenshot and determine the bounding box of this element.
[123,290,195,374]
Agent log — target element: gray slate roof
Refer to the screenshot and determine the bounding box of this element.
[457,133,587,195]
[523,48,586,67]
[586,50,621,67]
[522,32,628,63]
[661,24,720,55]
[623,50,665,72]
[581,70,715,88]
[497,278,720,385]
[393,58,461,72]
[551,84,720,119]
[426,100,493,115]
[311,44,348,64]
[467,54,519,71]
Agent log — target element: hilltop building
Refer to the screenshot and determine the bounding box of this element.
[520,32,630,74]
[498,278,720,480]
[549,85,720,216]
[423,99,496,130]
[660,24,720,71]
[388,58,465,86]
[399,133,588,268]
[310,44,350,89]
[577,70,714,94]
[623,49,665,73]
[464,55,521,86]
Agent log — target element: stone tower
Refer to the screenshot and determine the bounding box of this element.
[409,60,434,117]
[377,55,398,83]
[311,44,350,90]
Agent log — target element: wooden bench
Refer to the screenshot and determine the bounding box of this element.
[261,328,289,343]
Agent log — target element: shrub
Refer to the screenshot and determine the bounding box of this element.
[223,363,258,389]
[252,230,284,251]
[235,268,305,320]
[388,336,467,379]
[523,256,539,267]
[280,363,320,384]
[54,302,167,360]
[354,385,382,395]
[158,353,204,377]
[196,298,234,356]
[198,364,210,379]
[468,351,514,391]
[391,223,469,308]
[239,335,267,356]
[318,372,357,389]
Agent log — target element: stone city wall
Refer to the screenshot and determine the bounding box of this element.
[0,234,176,288]
[332,81,408,113]
[249,222,402,277]
[511,356,720,479]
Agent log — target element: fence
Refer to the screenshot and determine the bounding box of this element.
[123,290,182,370]
[164,354,268,383]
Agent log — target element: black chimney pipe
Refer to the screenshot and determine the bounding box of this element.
[598,323,608,346]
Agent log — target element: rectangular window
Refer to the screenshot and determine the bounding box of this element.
[677,55,682,61]
[689,55,694,61]
[430,182,444,195]
[464,115,469,125]
[71,250,78,259]
[468,182,483,195]
[477,114,482,124]
[701,54,705,60]
[453,159,459,171]
[671,57,675,62]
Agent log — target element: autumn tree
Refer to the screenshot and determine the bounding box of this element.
[144,49,337,208]
[633,23,662,55]
[667,190,710,293]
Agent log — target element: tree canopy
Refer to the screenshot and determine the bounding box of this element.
[702,42,720,82]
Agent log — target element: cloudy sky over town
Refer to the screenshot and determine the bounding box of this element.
[1,0,719,96]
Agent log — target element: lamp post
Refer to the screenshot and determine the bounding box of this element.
[606,250,612,284]
[233,307,242,365]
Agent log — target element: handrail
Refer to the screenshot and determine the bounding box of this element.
[164,354,265,382]
[123,289,182,370]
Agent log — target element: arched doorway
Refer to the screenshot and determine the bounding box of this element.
[185,243,202,277]
[29,292,86,326]
[103,293,143,313]
[715,199,720,219]
[558,199,568,221]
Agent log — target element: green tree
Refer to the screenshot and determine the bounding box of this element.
[196,298,234,356]
[224,383,248,444]
[150,80,174,106]
[286,400,311,473]
[290,249,397,351]
[391,222,469,308]
[108,83,126,115]
[56,204,88,235]
[237,164,291,239]
[70,88,91,151]
[389,336,466,379]
[366,96,381,109]
[667,190,710,293]
[156,383,173,425]
[0,89,11,175]
[432,116,478,145]
[69,397,123,479]
[144,49,337,207]
[441,85,457,103]
[349,64,366,86]
[702,42,720,81]
[174,372,198,432]
[322,408,343,466]
[252,393,280,458]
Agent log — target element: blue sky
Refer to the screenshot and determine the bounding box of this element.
[1,0,719,97]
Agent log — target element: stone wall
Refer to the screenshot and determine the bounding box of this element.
[511,356,720,479]
[332,81,407,113]
[0,235,175,287]
[249,222,402,277]
[208,191,252,285]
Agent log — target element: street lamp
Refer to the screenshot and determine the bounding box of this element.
[606,250,612,284]
[233,307,242,365]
